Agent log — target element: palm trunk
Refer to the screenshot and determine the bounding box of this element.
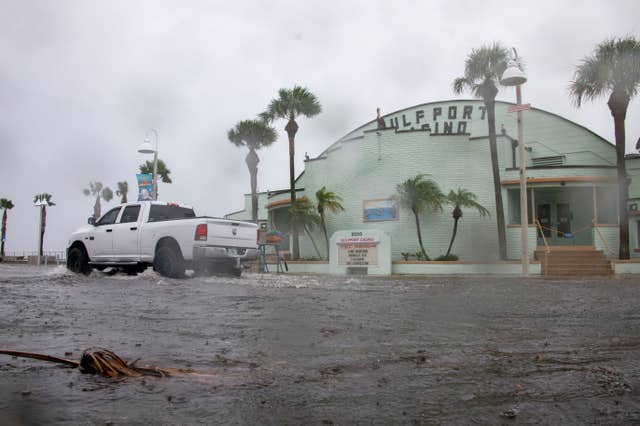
[246,149,260,223]
[121,193,127,204]
[320,211,329,260]
[446,217,460,257]
[1,209,7,258]
[39,206,46,257]
[304,225,322,259]
[485,98,507,260]
[94,195,101,220]
[285,119,300,260]
[609,92,630,259]
[413,208,429,260]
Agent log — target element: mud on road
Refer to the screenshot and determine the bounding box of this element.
[1,264,640,424]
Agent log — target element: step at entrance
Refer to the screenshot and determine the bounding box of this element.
[535,246,613,276]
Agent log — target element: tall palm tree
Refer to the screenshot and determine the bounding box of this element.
[33,193,55,257]
[444,188,490,257]
[315,186,345,259]
[116,181,129,204]
[261,86,322,259]
[0,198,15,258]
[395,175,445,260]
[228,119,277,222]
[83,182,114,220]
[288,196,322,259]
[569,37,640,260]
[453,42,510,260]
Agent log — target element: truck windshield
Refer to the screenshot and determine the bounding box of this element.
[148,205,196,222]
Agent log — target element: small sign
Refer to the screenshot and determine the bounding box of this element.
[507,103,531,113]
[330,230,391,275]
[337,236,379,266]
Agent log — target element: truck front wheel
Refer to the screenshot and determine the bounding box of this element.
[67,247,92,275]
[153,246,185,278]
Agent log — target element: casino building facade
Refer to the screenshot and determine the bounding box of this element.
[227,99,640,262]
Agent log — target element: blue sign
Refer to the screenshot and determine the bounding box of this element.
[136,173,153,201]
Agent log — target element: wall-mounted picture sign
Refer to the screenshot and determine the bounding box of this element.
[363,198,398,222]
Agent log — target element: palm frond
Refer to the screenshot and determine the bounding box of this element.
[264,86,322,121]
[227,119,277,150]
[453,42,509,99]
[570,37,640,106]
[0,198,14,210]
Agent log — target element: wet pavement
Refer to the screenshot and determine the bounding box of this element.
[1,264,639,425]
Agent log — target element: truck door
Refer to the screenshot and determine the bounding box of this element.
[111,205,141,261]
[89,207,121,260]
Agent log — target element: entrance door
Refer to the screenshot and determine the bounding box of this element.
[556,203,572,237]
[537,204,551,238]
[536,202,574,244]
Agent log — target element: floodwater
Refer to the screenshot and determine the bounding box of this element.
[1,264,639,425]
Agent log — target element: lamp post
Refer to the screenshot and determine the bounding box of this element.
[138,129,159,201]
[501,48,529,276]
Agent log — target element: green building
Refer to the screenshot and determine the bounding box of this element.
[227,99,639,262]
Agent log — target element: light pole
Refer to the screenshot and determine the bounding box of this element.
[501,48,530,276]
[138,129,159,201]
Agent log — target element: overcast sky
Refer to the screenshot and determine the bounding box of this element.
[1,0,639,254]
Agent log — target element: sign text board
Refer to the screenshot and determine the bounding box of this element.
[330,230,391,275]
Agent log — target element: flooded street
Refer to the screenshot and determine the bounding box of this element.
[1,265,640,424]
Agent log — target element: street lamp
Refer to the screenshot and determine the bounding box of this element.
[138,129,158,201]
[500,48,529,276]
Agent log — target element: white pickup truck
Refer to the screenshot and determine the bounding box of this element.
[66,201,259,278]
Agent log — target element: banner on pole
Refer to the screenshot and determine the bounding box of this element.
[136,173,153,201]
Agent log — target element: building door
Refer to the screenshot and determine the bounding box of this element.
[537,204,551,238]
[537,202,575,245]
[556,203,572,237]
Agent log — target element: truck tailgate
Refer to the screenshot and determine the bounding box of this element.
[205,219,257,248]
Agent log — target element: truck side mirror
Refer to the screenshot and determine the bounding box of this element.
[88,217,96,226]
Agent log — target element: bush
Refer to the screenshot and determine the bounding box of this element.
[435,254,458,261]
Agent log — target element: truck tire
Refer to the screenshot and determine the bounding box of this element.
[67,247,92,275]
[153,246,185,278]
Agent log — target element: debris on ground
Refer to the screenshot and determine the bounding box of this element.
[0,348,175,378]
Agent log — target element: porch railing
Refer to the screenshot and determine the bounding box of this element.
[535,220,550,275]
[592,220,616,272]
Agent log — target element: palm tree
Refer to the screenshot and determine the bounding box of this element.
[33,193,55,257]
[139,159,172,199]
[444,188,490,257]
[453,42,511,260]
[83,182,114,220]
[315,186,345,259]
[569,37,640,260]
[1,198,15,258]
[116,181,129,204]
[288,196,323,259]
[395,175,445,260]
[228,119,277,222]
[261,86,322,259]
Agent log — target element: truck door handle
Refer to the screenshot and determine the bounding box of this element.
[106,229,113,233]
[130,227,137,231]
